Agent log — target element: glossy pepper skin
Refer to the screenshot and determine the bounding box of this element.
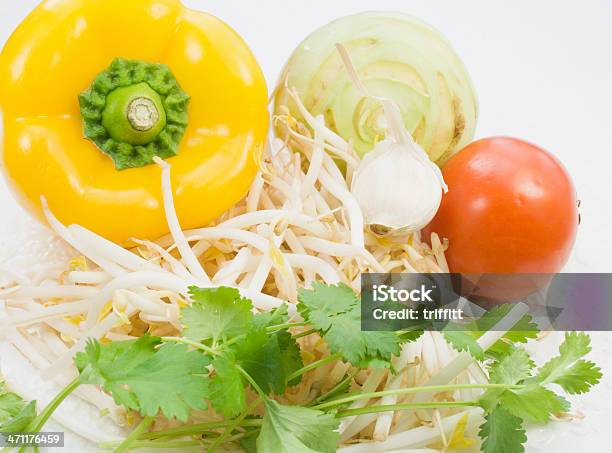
[0,0,268,244]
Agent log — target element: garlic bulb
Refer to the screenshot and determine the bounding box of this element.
[335,43,448,235]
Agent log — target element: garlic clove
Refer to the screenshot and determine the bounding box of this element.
[351,140,443,234]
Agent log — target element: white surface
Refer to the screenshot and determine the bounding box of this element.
[1,1,611,452]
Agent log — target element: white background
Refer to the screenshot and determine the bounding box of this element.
[1,1,611,452]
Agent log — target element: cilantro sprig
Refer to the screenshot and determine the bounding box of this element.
[478,333,602,452]
[479,406,527,453]
[0,382,36,434]
[2,284,602,453]
[531,331,602,394]
[183,286,304,420]
[0,383,26,423]
[298,282,404,367]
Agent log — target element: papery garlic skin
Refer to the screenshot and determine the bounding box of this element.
[351,138,444,233]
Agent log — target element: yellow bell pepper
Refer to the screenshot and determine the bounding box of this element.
[0,0,268,244]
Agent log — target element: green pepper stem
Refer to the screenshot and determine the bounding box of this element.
[127,97,160,132]
[79,58,190,170]
[101,82,166,146]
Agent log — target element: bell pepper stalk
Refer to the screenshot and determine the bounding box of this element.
[80,59,190,170]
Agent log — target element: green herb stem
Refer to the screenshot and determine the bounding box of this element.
[161,337,219,356]
[101,439,205,450]
[337,401,478,418]
[207,398,262,453]
[287,353,342,382]
[236,366,267,398]
[102,430,252,450]
[309,371,359,407]
[292,328,318,339]
[313,383,523,411]
[114,416,155,453]
[138,419,263,441]
[27,377,81,433]
[266,322,310,332]
[221,323,310,349]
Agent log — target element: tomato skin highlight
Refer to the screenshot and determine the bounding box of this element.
[423,137,578,274]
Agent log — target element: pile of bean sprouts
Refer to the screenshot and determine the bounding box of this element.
[0,94,528,452]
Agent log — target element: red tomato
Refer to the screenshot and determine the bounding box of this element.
[423,137,578,276]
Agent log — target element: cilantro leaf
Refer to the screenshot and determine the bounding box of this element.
[76,336,211,421]
[492,305,539,342]
[500,385,569,423]
[209,353,246,418]
[481,305,539,358]
[240,434,258,453]
[533,332,602,394]
[553,360,602,394]
[232,328,303,394]
[0,383,27,423]
[184,286,253,343]
[298,283,401,367]
[253,304,290,329]
[275,330,304,387]
[489,347,534,385]
[397,328,425,343]
[0,401,36,433]
[125,343,211,421]
[469,304,538,339]
[444,304,538,360]
[442,329,485,361]
[256,398,340,453]
[298,282,356,331]
[76,335,160,411]
[479,346,534,412]
[479,406,527,453]
[324,304,400,366]
[0,384,36,433]
[481,345,569,424]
